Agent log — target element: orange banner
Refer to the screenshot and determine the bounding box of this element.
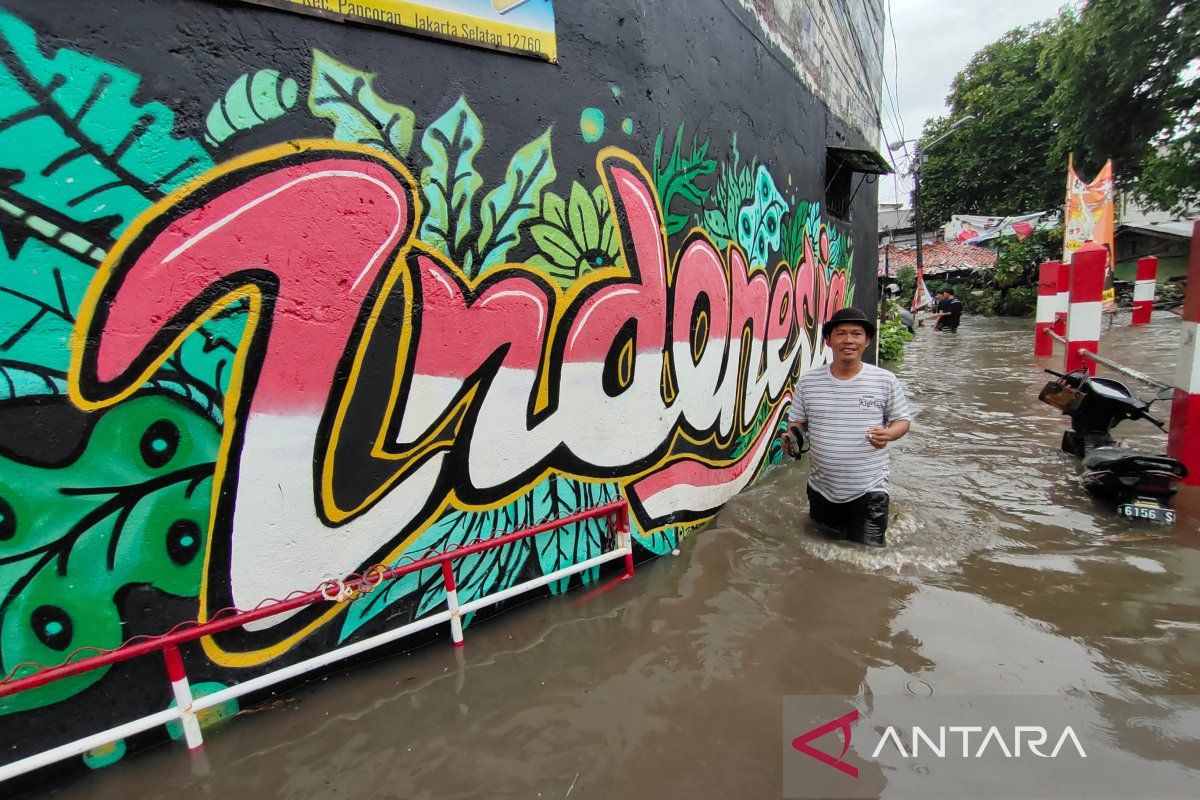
[1063,155,1115,305]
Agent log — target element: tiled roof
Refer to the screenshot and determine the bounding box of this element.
[877,241,997,277]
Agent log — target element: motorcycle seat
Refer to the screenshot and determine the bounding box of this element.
[1082,446,1188,478]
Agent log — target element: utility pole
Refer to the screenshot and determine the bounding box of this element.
[912,146,924,285]
[888,115,975,311]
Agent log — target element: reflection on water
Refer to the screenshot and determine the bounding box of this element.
[39,315,1200,799]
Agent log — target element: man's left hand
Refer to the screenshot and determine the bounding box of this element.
[867,426,889,449]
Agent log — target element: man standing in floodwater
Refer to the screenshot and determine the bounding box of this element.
[782,307,912,547]
[933,286,964,331]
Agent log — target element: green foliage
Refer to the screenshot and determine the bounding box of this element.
[1047,0,1200,214]
[528,181,624,284]
[894,265,916,302]
[418,96,554,276]
[205,70,298,148]
[652,124,716,235]
[992,224,1062,290]
[878,317,913,362]
[308,50,415,158]
[0,394,217,713]
[942,225,1062,318]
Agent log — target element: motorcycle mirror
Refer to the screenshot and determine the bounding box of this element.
[1154,387,1175,402]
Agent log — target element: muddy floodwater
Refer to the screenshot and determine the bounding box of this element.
[39,315,1200,799]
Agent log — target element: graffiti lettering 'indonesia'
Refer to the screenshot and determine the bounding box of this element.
[69,142,844,660]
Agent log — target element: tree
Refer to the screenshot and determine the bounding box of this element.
[914,17,1071,227]
[915,1,1200,222]
[1048,0,1200,215]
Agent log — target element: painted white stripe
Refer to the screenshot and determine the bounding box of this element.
[637,406,780,519]
[1066,301,1102,340]
[0,708,182,782]
[1133,281,1155,302]
[232,412,444,625]
[1035,297,1056,324]
[445,587,464,644]
[1175,321,1200,394]
[170,677,204,749]
[1054,291,1070,315]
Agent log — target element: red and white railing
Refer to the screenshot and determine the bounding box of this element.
[0,501,633,782]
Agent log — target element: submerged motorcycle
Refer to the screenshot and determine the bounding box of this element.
[1039,368,1188,524]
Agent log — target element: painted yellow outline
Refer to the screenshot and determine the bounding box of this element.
[67,137,853,668]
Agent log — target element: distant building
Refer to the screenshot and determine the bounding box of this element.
[877,240,997,283]
[1114,192,1197,281]
[877,202,939,248]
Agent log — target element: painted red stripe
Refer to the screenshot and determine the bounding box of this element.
[1066,340,1099,375]
[162,645,187,683]
[1038,261,1059,296]
[1069,244,1106,302]
[1131,301,1152,326]
[1034,322,1053,356]
[1136,256,1157,282]
[1167,390,1200,486]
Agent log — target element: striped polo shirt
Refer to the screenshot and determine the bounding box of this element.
[787,363,911,503]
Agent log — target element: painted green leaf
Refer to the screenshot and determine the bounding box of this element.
[339,491,540,642]
[532,477,620,594]
[473,127,556,274]
[0,360,67,400]
[0,393,217,714]
[653,124,716,236]
[419,96,484,264]
[309,50,415,158]
[0,6,212,378]
[528,191,577,281]
[528,182,623,285]
[0,8,212,231]
[205,70,298,148]
[340,474,621,641]
[702,139,756,250]
[0,247,83,370]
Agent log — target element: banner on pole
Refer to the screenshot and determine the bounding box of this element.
[1063,155,1115,306]
[234,0,557,62]
[946,212,1049,245]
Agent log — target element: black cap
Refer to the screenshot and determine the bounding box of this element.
[822,306,877,339]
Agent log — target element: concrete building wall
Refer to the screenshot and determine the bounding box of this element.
[0,0,881,775]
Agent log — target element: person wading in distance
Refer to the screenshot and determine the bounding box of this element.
[781,307,912,547]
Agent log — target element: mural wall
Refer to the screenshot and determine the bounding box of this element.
[0,0,879,771]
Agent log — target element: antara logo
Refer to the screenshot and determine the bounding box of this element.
[871,725,1088,759]
[792,710,859,778]
[791,710,1088,779]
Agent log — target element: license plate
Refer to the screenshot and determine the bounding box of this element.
[1118,502,1176,524]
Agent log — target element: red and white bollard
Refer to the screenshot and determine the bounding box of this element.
[1054,260,1070,338]
[1065,243,1106,375]
[1131,256,1157,326]
[163,645,204,749]
[1168,221,1200,485]
[1035,259,1060,356]
[440,561,465,647]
